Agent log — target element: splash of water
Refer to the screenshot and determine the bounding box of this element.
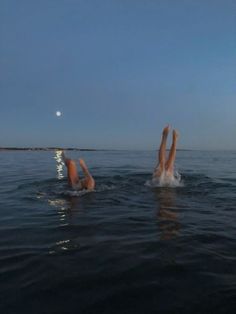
[54,150,64,180]
[146,171,183,188]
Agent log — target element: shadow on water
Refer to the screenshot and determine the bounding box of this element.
[154,187,181,241]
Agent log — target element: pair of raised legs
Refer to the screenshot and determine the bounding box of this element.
[62,125,178,190]
[153,125,179,179]
[62,152,95,190]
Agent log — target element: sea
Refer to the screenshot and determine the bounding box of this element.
[0,150,235,314]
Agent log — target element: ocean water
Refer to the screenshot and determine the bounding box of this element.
[0,150,236,314]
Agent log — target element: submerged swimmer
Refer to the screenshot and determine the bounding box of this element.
[62,151,95,191]
[152,125,179,185]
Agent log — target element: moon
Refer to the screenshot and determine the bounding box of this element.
[56,111,62,117]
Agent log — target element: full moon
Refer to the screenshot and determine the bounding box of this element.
[56,111,62,117]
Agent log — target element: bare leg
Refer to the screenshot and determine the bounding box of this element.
[153,125,170,178]
[79,159,95,190]
[165,129,179,175]
[62,151,80,188]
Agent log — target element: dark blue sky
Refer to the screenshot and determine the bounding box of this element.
[1,0,235,149]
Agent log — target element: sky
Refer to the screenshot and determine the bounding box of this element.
[0,0,235,150]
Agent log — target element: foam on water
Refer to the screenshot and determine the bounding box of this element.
[146,171,183,188]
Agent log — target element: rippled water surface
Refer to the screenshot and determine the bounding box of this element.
[0,150,236,314]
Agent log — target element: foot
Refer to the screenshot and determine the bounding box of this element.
[173,129,179,141]
[79,159,86,168]
[162,125,171,138]
[162,124,170,140]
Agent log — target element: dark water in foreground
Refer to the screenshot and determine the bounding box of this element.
[0,150,236,314]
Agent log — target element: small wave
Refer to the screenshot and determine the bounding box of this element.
[60,184,116,197]
[146,171,183,188]
[96,184,116,192]
[60,189,93,197]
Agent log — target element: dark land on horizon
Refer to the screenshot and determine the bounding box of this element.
[0,147,192,152]
[0,147,98,152]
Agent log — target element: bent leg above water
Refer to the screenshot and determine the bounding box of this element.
[62,151,80,188]
[79,159,95,190]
